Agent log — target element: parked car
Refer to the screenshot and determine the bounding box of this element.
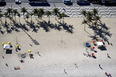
[15,0,21,4]
[64,0,72,5]
[77,0,90,5]
[101,0,105,4]
[0,0,6,6]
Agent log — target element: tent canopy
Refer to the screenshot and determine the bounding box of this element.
[97,42,103,46]
[3,44,10,49]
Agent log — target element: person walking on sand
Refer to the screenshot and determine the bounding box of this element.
[6,63,8,67]
[109,73,112,77]
[107,53,111,59]
[2,56,4,59]
[99,64,103,70]
[105,72,109,77]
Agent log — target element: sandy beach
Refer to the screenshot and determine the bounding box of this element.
[0,17,116,77]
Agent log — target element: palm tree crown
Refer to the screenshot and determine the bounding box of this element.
[38,8,44,15]
[6,8,12,16]
[92,8,98,16]
[21,7,27,15]
[45,11,51,17]
[81,9,87,17]
[33,8,38,16]
[13,9,18,16]
[53,8,59,16]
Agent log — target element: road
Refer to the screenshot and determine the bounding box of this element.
[5,0,65,3]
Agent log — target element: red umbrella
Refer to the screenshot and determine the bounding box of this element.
[92,47,95,49]
[92,41,95,43]
[91,53,94,56]
[100,40,103,42]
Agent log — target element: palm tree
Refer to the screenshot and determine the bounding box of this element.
[17,13,20,23]
[87,11,93,17]
[53,8,59,15]
[82,19,88,25]
[0,13,3,23]
[21,7,27,16]
[6,8,12,17]
[12,9,18,20]
[0,9,1,13]
[39,8,44,15]
[4,12,8,22]
[82,19,88,31]
[25,14,29,21]
[38,8,44,19]
[94,15,101,22]
[81,9,87,17]
[92,8,98,16]
[37,13,42,21]
[93,21,97,28]
[87,15,92,25]
[52,8,59,20]
[57,13,62,22]
[33,8,38,16]
[30,13,33,22]
[45,11,51,22]
[61,12,67,23]
[32,8,38,19]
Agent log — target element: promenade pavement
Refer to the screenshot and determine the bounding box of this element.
[0,3,116,17]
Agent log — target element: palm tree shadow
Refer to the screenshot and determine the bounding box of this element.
[37,20,51,32]
[26,21,40,32]
[10,19,21,32]
[22,29,39,45]
[58,22,74,34]
[4,21,12,33]
[0,26,5,34]
[89,22,112,42]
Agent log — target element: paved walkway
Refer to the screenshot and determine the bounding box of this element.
[0,3,116,17]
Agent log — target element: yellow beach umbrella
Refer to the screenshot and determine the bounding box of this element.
[2,42,5,46]
[8,42,11,45]
[16,44,19,47]
[28,50,31,53]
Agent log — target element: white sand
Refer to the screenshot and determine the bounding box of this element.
[0,17,116,77]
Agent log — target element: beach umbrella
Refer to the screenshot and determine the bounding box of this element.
[28,50,31,53]
[92,47,95,49]
[8,42,11,45]
[21,54,26,58]
[91,53,94,56]
[85,43,91,47]
[16,44,19,48]
[92,41,95,43]
[100,40,103,42]
[2,42,5,46]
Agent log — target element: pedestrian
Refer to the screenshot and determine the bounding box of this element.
[105,72,109,76]
[110,43,113,46]
[109,74,112,77]
[6,63,8,67]
[99,64,103,70]
[107,53,111,59]
[64,69,68,75]
[2,56,4,59]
